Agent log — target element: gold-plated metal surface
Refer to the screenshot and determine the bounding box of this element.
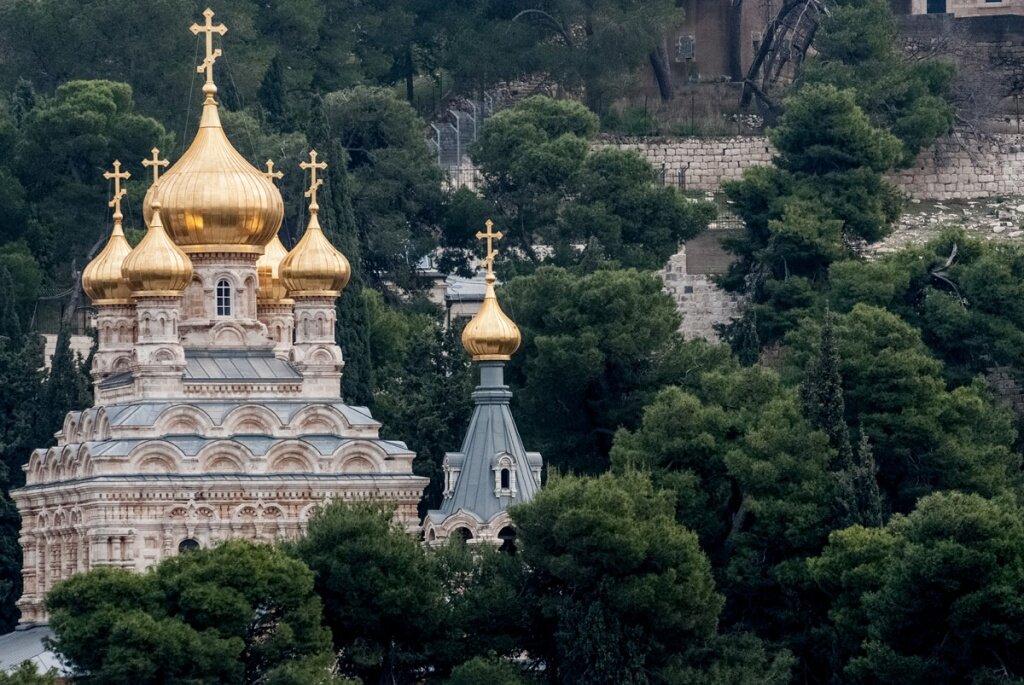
[263,160,283,182]
[256,161,292,303]
[257,234,294,303]
[143,148,169,184]
[190,8,227,92]
[83,162,135,304]
[461,220,521,361]
[123,200,193,297]
[280,151,351,298]
[299,150,326,210]
[142,8,284,254]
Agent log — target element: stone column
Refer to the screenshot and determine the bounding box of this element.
[291,296,343,397]
[91,303,136,388]
[131,295,186,398]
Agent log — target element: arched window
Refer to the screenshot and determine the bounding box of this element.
[216,279,232,316]
[178,538,200,553]
[493,454,517,497]
[498,526,517,554]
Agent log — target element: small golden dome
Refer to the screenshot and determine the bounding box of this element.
[83,218,133,305]
[280,212,351,297]
[142,97,284,254]
[257,233,293,303]
[123,201,194,296]
[462,273,521,361]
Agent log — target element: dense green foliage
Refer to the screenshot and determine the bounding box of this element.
[470,97,714,271]
[46,541,340,684]
[721,0,954,347]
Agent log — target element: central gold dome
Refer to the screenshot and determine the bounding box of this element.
[142,101,284,254]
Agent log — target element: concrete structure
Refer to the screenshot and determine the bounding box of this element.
[11,11,427,625]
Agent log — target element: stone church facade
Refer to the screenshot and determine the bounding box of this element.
[11,10,429,623]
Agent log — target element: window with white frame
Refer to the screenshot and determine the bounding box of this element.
[216,279,232,316]
[493,454,517,497]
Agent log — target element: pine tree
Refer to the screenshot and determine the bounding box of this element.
[834,428,884,528]
[257,54,289,130]
[799,306,853,470]
[307,94,374,406]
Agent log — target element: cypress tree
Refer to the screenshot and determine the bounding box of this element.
[37,325,91,448]
[834,428,884,528]
[307,94,374,406]
[799,306,853,470]
[257,54,289,130]
[0,267,22,345]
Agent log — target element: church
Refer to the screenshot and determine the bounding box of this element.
[7,8,541,630]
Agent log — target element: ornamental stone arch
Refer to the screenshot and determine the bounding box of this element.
[298,502,323,524]
[196,441,251,473]
[222,404,281,435]
[94,408,112,441]
[111,355,132,374]
[129,442,186,474]
[434,510,484,540]
[332,441,388,474]
[211,321,246,346]
[62,414,79,443]
[26,452,42,484]
[156,405,215,435]
[79,412,95,443]
[292,405,349,434]
[265,440,318,473]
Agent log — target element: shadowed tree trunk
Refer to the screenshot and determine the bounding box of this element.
[649,39,674,101]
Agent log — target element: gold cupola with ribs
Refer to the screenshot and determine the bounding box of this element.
[83,161,134,304]
[123,199,193,296]
[142,8,283,254]
[461,221,521,361]
[280,150,351,297]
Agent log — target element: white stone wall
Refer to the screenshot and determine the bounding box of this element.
[595,135,774,191]
[660,248,742,341]
[599,132,1024,201]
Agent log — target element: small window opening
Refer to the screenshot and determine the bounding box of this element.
[500,468,511,490]
[178,538,200,553]
[455,527,474,542]
[498,526,517,554]
[216,279,232,316]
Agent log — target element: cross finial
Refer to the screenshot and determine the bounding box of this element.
[142,148,169,184]
[300,150,327,212]
[475,219,504,276]
[102,160,131,222]
[190,8,228,96]
[263,159,284,184]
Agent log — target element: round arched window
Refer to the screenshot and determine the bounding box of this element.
[178,538,200,553]
[216,279,232,316]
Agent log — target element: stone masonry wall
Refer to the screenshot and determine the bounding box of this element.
[599,132,1024,200]
[661,248,742,340]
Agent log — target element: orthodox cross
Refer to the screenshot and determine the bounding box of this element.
[475,219,503,275]
[300,150,327,211]
[103,160,130,220]
[263,160,283,184]
[142,148,169,184]
[190,8,227,89]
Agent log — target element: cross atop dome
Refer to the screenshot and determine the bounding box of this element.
[103,161,130,222]
[191,8,227,98]
[300,150,327,212]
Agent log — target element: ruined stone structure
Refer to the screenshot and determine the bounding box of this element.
[661,232,744,340]
[11,11,427,624]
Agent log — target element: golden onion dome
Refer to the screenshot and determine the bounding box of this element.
[280,212,351,297]
[462,273,521,361]
[123,200,194,296]
[142,95,284,254]
[257,233,293,303]
[83,215,134,306]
